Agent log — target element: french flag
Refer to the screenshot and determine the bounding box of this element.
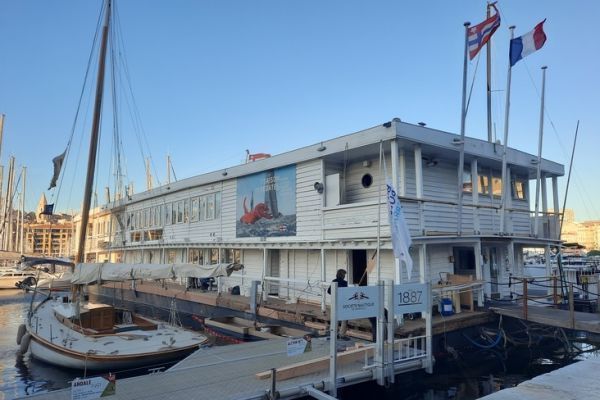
[510,20,547,66]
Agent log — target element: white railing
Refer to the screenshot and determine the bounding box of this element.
[393,335,428,363]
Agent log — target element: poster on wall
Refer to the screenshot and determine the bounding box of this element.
[236,165,296,237]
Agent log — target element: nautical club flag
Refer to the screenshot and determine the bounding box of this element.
[385,179,413,280]
[510,20,547,66]
[467,5,501,60]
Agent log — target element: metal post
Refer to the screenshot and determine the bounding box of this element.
[569,283,575,329]
[553,276,558,305]
[534,66,548,237]
[269,368,277,400]
[262,247,268,301]
[250,280,259,314]
[321,248,326,313]
[329,282,338,398]
[457,21,471,235]
[500,26,516,234]
[523,279,528,321]
[386,279,394,384]
[376,280,385,386]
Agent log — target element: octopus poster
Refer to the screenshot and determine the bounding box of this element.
[236,165,296,237]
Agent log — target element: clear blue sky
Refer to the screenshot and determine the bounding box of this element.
[0,1,598,220]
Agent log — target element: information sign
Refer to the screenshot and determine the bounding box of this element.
[393,283,429,315]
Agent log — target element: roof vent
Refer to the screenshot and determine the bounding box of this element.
[418,122,426,127]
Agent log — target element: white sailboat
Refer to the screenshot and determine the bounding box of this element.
[18,0,208,371]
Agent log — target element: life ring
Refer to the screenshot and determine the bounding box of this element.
[16,324,26,345]
[19,333,31,354]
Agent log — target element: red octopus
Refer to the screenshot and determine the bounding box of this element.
[240,197,273,224]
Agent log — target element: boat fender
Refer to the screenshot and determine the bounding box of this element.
[16,324,26,345]
[19,333,31,354]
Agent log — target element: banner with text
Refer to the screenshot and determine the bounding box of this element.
[393,283,429,315]
[71,375,116,400]
[336,286,380,320]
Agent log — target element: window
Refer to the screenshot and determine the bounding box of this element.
[177,201,184,223]
[171,202,177,224]
[188,249,200,263]
[165,204,172,225]
[167,250,177,264]
[512,178,527,200]
[361,174,373,188]
[191,198,199,222]
[222,248,241,264]
[492,175,502,197]
[215,192,221,219]
[206,195,215,220]
[130,232,142,242]
[209,248,219,264]
[183,199,189,223]
[199,197,207,221]
[462,169,472,193]
[478,174,490,195]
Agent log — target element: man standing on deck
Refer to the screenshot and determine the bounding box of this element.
[328,269,349,339]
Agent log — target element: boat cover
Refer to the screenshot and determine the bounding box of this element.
[71,262,244,284]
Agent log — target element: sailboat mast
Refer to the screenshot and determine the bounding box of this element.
[486,3,493,143]
[76,0,111,264]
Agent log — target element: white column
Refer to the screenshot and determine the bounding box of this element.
[321,248,326,313]
[262,248,268,301]
[552,176,560,238]
[541,176,548,237]
[399,148,406,197]
[474,240,483,306]
[505,166,512,234]
[471,159,480,234]
[414,145,424,233]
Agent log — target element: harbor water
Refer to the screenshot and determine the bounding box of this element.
[0,289,598,400]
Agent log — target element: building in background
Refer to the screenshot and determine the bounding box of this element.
[23,194,74,258]
[559,208,600,251]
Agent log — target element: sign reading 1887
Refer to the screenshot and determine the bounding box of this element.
[393,283,429,315]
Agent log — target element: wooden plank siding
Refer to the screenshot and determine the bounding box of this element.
[296,160,323,240]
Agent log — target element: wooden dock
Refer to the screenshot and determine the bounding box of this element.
[19,337,426,400]
[490,304,600,333]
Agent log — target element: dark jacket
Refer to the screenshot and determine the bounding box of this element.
[327,277,348,294]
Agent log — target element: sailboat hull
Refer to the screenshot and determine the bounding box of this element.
[26,298,207,371]
[28,335,199,370]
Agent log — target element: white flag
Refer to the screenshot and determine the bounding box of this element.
[386,180,413,279]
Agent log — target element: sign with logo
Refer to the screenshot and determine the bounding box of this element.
[71,375,116,400]
[336,286,380,320]
[287,337,311,356]
[393,283,429,315]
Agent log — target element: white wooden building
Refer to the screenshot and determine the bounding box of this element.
[85,119,564,305]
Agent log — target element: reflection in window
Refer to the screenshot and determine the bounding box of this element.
[176,201,183,223]
[492,176,502,197]
[462,169,472,193]
[512,178,527,200]
[478,174,490,195]
[206,195,215,220]
[209,248,219,264]
[191,198,199,222]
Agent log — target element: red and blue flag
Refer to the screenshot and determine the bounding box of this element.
[468,6,501,60]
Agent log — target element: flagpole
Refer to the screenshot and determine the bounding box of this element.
[486,3,494,142]
[377,141,383,283]
[534,66,548,237]
[500,25,515,234]
[457,21,470,236]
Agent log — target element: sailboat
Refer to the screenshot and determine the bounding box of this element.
[18,0,208,371]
